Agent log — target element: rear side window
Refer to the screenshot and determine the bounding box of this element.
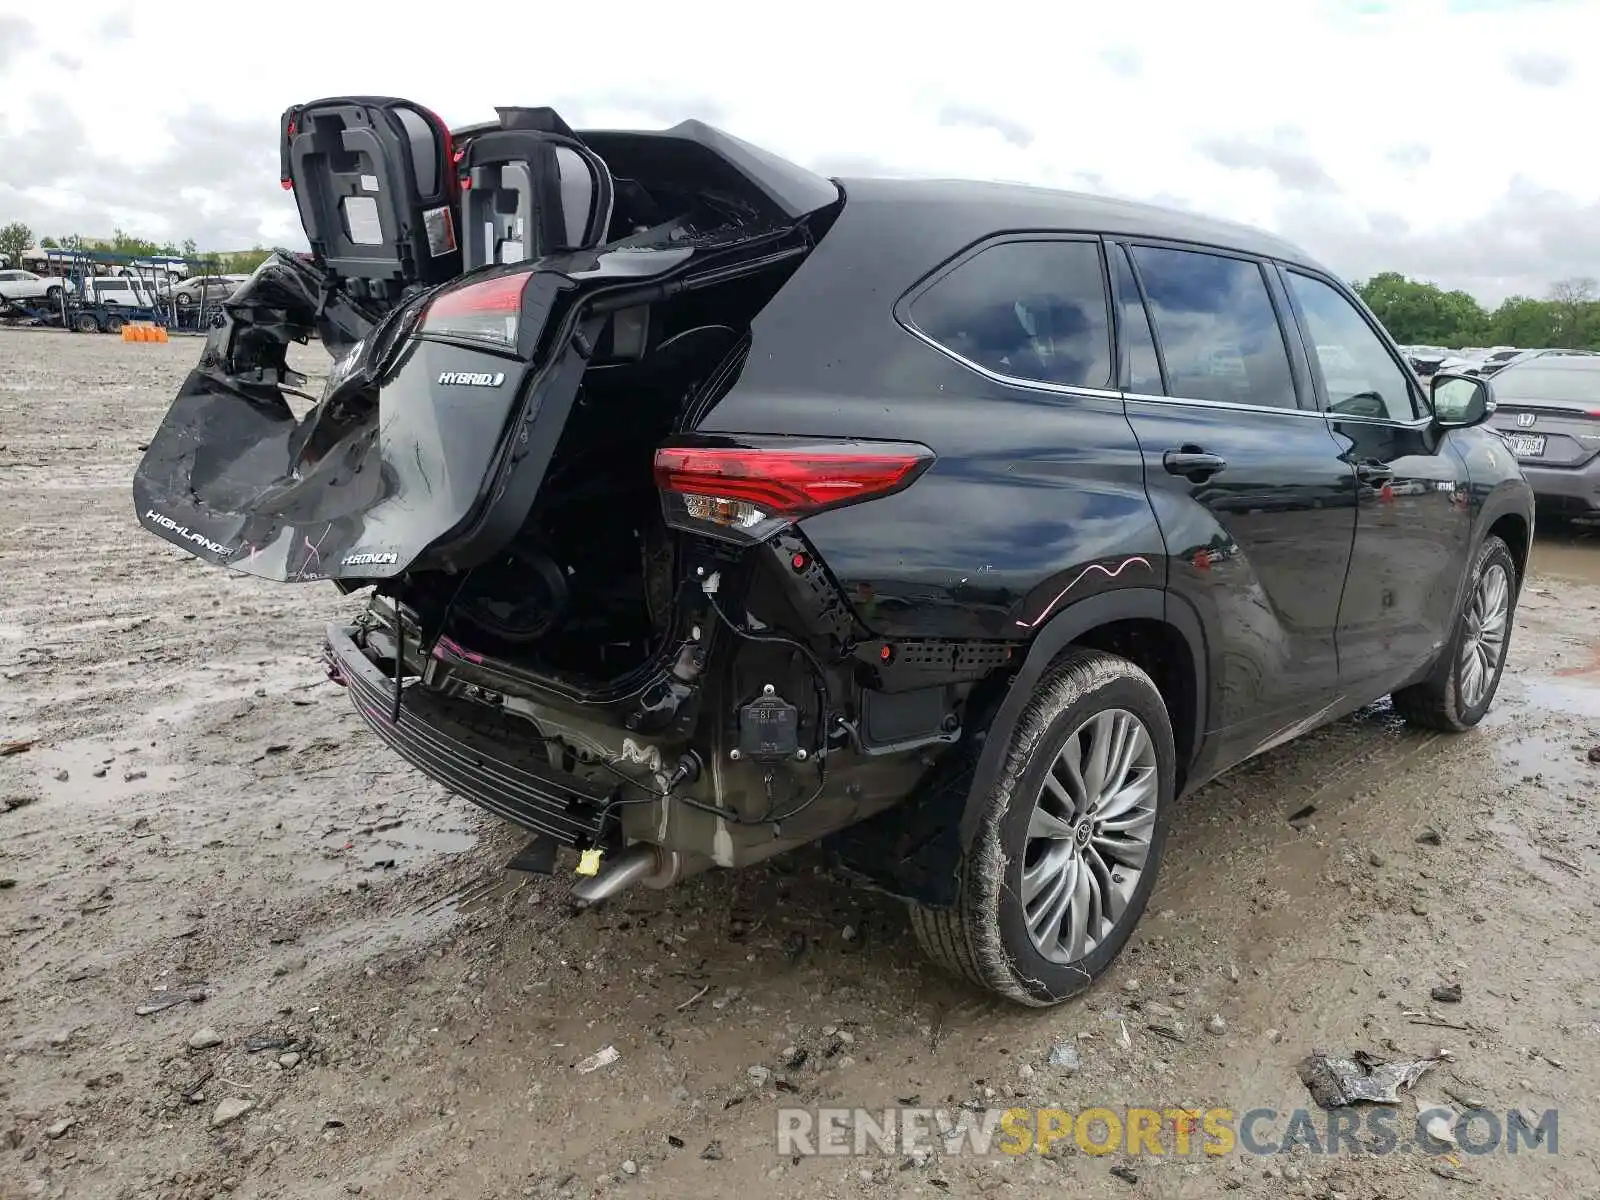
[1131,245,1296,409]
[909,239,1112,389]
[1111,246,1163,394]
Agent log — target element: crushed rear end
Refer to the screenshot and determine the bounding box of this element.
[132,98,961,897]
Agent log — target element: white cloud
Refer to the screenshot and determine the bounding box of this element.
[0,0,1593,304]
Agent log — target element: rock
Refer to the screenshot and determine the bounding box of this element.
[278,1052,301,1068]
[700,1141,724,1161]
[44,1119,75,1140]
[1120,978,1141,994]
[1588,746,1600,764]
[1369,850,1385,867]
[1144,1001,1178,1020]
[210,1098,254,1129]
[1227,965,1240,983]
[188,1028,223,1050]
[747,1065,771,1086]
[835,1029,855,1046]
[1047,1042,1081,1072]
[1017,1063,1035,1080]
[46,1030,71,1047]
[670,1085,690,1103]
[53,770,69,783]
[1110,1163,1139,1184]
[1411,901,1430,917]
[1283,1163,1302,1181]
[1430,983,1463,1004]
[345,1185,363,1195]
[1206,1014,1228,1036]
[1416,827,1442,846]
[621,1160,638,1175]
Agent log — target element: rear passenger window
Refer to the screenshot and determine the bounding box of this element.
[1131,245,1296,409]
[1111,246,1163,394]
[909,240,1112,389]
[1286,271,1420,421]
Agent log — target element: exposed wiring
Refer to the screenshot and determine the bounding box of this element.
[701,585,832,704]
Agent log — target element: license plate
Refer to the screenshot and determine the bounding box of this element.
[1507,432,1546,458]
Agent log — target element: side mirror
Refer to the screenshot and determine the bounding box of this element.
[1430,372,1494,430]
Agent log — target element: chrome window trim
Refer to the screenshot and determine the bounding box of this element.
[901,323,1122,400]
[1121,389,1328,420]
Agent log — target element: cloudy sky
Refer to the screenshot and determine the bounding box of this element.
[0,0,1590,305]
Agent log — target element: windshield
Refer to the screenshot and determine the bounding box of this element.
[1493,364,1600,405]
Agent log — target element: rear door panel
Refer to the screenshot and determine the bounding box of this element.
[1116,241,1357,764]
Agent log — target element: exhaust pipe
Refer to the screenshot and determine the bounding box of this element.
[570,844,706,907]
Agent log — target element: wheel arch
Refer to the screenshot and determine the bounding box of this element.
[829,586,1211,907]
[956,586,1207,850]
[1485,509,1530,584]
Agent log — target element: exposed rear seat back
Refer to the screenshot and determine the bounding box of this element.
[279,96,461,302]
[457,107,615,270]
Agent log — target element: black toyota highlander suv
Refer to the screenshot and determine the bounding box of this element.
[133,97,1534,1007]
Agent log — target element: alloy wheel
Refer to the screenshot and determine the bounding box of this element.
[1021,708,1160,964]
[1459,562,1510,710]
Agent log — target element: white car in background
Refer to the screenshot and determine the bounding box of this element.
[75,276,164,308]
[116,256,190,282]
[0,269,66,306]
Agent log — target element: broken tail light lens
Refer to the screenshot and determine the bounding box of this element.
[654,439,935,543]
[418,268,530,349]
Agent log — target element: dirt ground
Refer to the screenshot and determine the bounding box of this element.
[3,326,1600,1200]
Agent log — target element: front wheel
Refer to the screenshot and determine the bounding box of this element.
[909,648,1175,1006]
[1392,535,1518,731]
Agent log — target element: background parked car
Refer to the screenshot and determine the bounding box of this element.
[116,256,190,282]
[75,276,163,308]
[1487,353,1600,515]
[0,268,65,307]
[168,274,246,309]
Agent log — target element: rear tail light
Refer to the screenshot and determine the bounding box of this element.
[418,268,531,348]
[654,439,934,543]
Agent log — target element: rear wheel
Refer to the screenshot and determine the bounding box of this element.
[1392,535,1518,731]
[103,315,124,335]
[72,314,98,333]
[909,648,1174,1006]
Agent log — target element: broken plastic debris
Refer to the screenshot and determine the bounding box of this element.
[576,848,603,877]
[1297,1050,1443,1108]
[575,1044,620,1073]
[135,992,193,1017]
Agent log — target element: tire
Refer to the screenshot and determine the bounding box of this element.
[103,315,124,335]
[73,314,98,334]
[175,293,193,308]
[909,648,1176,1006]
[1392,535,1518,731]
[44,286,62,305]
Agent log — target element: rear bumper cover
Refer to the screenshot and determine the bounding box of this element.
[1515,461,1600,511]
[325,623,613,846]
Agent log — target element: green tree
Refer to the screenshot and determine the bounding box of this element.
[181,238,198,260]
[39,235,57,248]
[0,221,30,266]
[1545,278,1600,348]
[1353,271,1488,346]
[1487,295,1559,348]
